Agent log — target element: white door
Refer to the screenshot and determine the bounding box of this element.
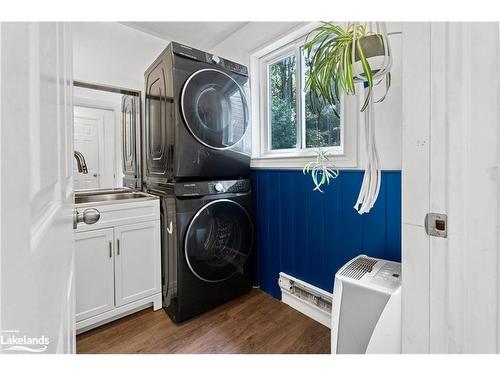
[73,110,101,190]
[75,229,115,322]
[73,106,115,190]
[402,22,500,353]
[114,221,161,307]
[0,23,75,353]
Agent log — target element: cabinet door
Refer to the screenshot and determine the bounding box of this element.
[75,228,115,322]
[114,221,161,307]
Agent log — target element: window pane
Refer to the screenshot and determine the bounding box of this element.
[302,48,341,148]
[268,55,297,150]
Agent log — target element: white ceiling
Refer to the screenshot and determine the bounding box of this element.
[120,22,249,50]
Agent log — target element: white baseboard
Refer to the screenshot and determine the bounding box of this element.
[278,272,332,328]
[76,293,162,334]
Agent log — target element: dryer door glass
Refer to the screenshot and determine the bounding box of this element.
[185,199,253,282]
[181,69,248,150]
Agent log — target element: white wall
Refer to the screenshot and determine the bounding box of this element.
[72,22,166,91]
[210,22,306,64]
[72,23,166,188]
[359,23,402,170]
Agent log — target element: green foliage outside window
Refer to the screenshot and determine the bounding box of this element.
[269,55,297,150]
[304,91,340,148]
[268,51,341,151]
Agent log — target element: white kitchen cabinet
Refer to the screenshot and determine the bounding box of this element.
[74,197,162,334]
[115,221,161,307]
[75,228,115,322]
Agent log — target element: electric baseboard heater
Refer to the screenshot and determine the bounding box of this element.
[331,255,402,354]
[279,272,332,327]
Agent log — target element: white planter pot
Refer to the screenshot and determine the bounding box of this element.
[351,34,389,82]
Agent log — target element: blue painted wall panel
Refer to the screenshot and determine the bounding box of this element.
[291,171,308,284]
[385,172,402,263]
[340,172,364,265]
[250,169,402,299]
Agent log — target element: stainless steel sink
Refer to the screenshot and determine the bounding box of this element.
[75,191,154,205]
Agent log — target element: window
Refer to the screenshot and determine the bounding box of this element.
[266,42,342,152]
[250,23,357,169]
[269,55,297,150]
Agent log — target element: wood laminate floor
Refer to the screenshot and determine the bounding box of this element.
[77,289,330,354]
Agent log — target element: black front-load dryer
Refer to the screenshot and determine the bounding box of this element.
[143,42,251,185]
[150,178,254,323]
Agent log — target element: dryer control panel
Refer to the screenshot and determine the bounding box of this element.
[175,179,251,197]
[171,41,248,76]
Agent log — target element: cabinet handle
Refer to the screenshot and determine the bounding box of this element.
[109,241,112,258]
[117,239,120,255]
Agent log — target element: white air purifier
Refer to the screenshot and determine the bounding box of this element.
[331,255,401,354]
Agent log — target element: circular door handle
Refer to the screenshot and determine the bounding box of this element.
[79,208,100,224]
[82,208,100,224]
[73,208,100,229]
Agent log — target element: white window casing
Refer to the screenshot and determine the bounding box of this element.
[249,22,358,169]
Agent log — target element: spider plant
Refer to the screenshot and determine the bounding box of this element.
[302,150,339,193]
[304,22,389,115]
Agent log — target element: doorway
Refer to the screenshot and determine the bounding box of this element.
[73,106,115,189]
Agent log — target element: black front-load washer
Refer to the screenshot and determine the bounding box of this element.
[143,41,251,186]
[148,178,254,323]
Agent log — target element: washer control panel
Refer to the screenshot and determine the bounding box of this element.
[208,179,250,194]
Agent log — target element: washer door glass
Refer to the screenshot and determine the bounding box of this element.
[185,199,253,282]
[181,69,248,150]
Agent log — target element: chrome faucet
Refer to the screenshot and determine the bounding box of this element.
[74,151,88,174]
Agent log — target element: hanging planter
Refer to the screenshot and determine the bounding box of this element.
[302,22,392,214]
[353,34,388,79]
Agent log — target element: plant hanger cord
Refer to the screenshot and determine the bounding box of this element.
[350,21,390,214]
[354,90,381,214]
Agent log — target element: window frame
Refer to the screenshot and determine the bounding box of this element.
[250,22,358,169]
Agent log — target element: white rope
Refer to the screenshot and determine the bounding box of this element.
[352,22,391,214]
[354,88,381,214]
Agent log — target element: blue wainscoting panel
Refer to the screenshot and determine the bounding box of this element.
[250,169,401,299]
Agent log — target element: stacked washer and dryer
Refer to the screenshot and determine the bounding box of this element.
[143,42,254,323]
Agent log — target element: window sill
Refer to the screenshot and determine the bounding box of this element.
[251,152,358,169]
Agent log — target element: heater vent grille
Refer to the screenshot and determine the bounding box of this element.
[290,283,332,313]
[278,272,333,327]
[340,256,378,280]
